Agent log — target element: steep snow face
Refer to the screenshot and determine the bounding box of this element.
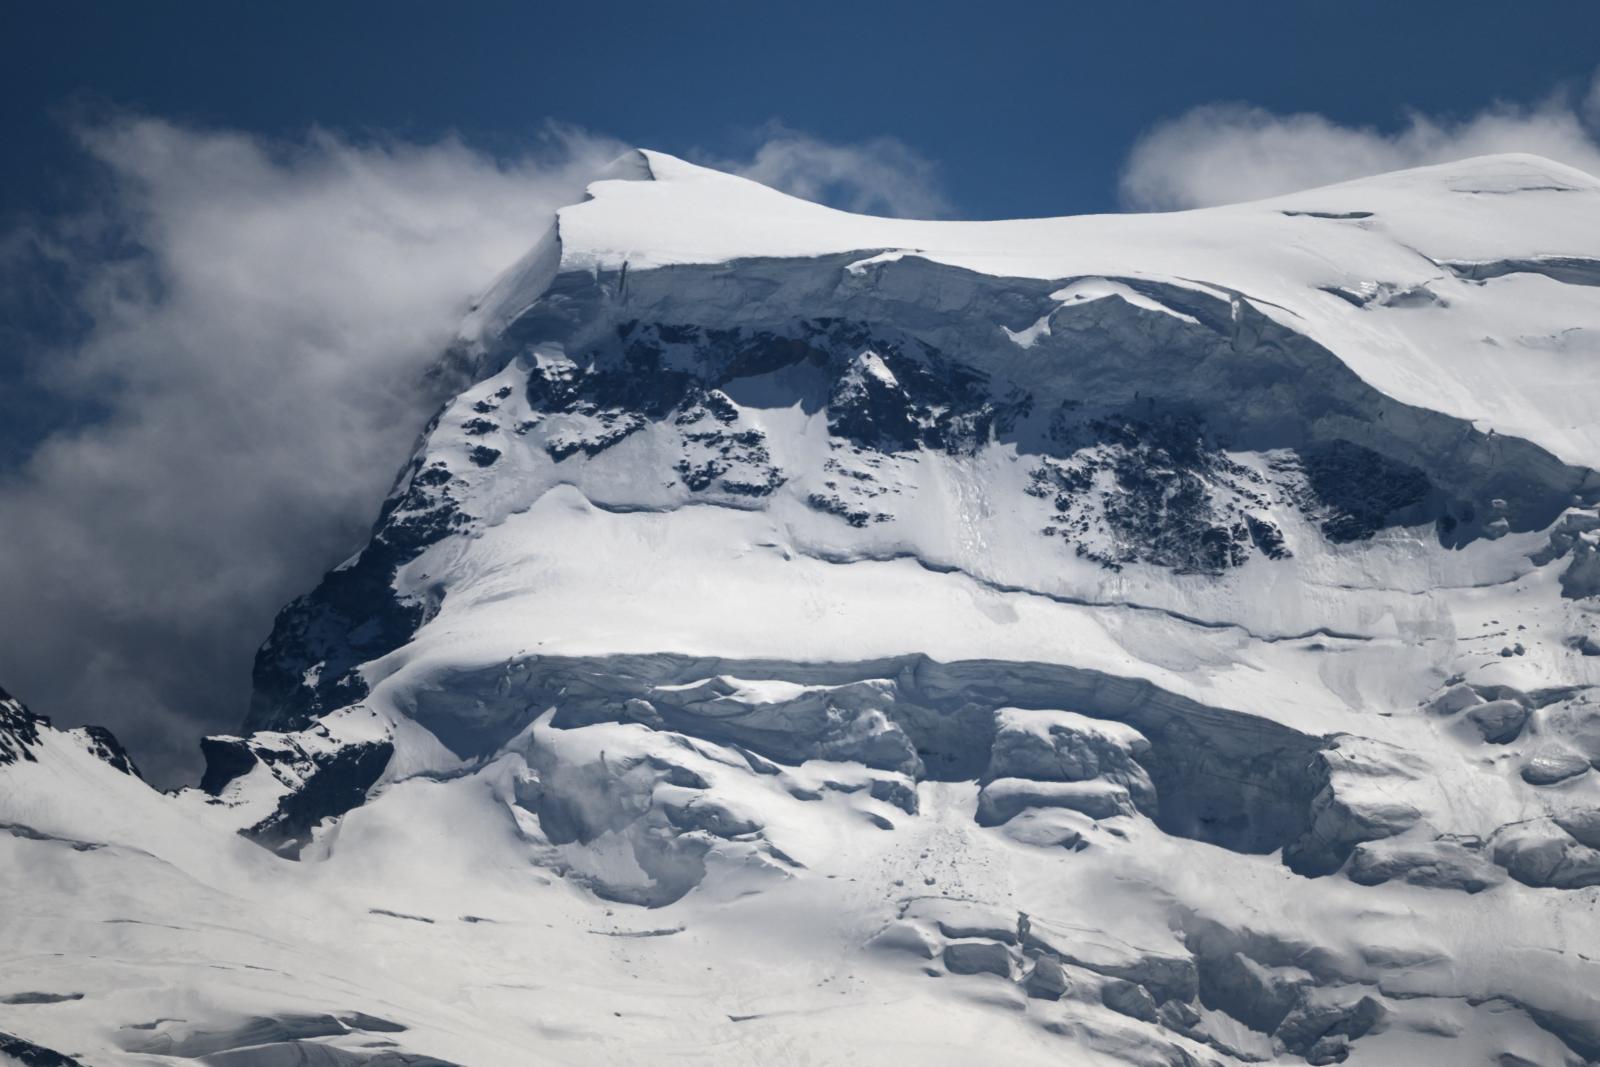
[7,155,1600,1067]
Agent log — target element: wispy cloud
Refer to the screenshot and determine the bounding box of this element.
[0,115,954,784]
[1120,72,1600,210]
[0,117,624,783]
[704,122,950,218]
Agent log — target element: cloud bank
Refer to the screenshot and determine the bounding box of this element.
[1121,73,1600,210]
[0,117,948,785]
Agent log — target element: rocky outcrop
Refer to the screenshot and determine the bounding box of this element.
[1,684,141,779]
[0,1030,84,1067]
[0,685,46,768]
[199,729,395,857]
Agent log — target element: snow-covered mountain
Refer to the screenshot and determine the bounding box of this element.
[5,151,1600,1067]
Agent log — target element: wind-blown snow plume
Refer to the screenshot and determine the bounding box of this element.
[1121,71,1600,209]
[707,123,950,218]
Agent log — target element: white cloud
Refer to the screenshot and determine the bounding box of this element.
[1120,73,1600,210]
[705,123,950,218]
[0,116,954,784]
[0,118,626,783]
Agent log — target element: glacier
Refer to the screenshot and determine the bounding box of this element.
[3,150,1600,1066]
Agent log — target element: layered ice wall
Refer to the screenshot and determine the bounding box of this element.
[5,152,1600,1066]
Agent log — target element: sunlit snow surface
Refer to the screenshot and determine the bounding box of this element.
[5,152,1600,1067]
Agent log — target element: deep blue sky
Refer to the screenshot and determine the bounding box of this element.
[4,0,1600,220]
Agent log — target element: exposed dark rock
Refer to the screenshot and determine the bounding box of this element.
[0,685,142,779]
[1031,413,1273,573]
[1296,440,1432,543]
[868,777,919,815]
[0,685,46,767]
[200,733,394,858]
[804,485,892,527]
[0,992,83,1005]
[248,444,460,733]
[368,909,434,924]
[1284,210,1374,220]
[250,740,394,856]
[0,1031,84,1067]
[338,1013,406,1033]
[199,735,259,794]
[76,725,141,778]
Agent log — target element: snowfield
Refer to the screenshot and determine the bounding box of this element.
[4,151,1600,1067]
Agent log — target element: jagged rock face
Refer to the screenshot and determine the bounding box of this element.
[0,685,46,767]
[200,730,395,857]
[0,1029,84,1067]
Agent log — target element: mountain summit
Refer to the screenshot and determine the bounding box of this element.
[4,152,1600,1066]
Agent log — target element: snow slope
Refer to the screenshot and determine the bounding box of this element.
[5,153,1600,1067]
